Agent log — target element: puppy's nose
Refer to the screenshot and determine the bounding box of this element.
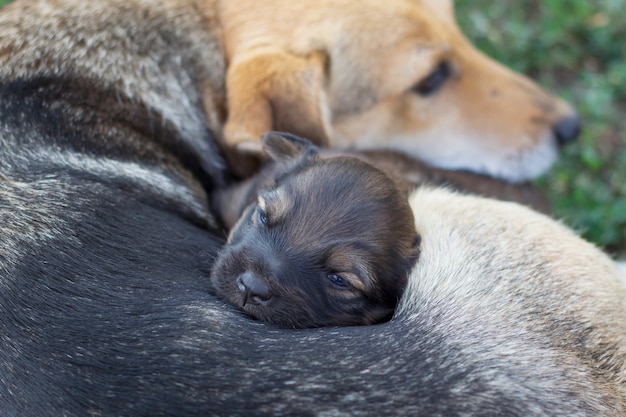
[237,272,272,306]
[553,114,581,147]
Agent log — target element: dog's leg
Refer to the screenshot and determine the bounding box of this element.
[223,50,330,176]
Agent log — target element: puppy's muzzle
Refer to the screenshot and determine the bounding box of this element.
[237,272,272,306]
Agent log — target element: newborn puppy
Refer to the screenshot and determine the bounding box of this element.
[211,132,420,328]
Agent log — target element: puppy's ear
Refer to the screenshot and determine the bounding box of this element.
[224,50,331,152]
[262,131,319,164]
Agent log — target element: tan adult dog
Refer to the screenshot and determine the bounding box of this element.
[1,0,579,182]
[215,0,580,181]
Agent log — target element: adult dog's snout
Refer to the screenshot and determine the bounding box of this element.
[553,114,581,147]
[237,272,272,306]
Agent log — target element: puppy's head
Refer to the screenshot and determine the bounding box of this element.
[218,0,580,182]
[210,133,419,328]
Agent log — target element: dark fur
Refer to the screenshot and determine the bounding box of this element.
[211,133,420,328]
[0,1,623,416]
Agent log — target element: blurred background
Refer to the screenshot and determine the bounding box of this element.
[0,0,623,256]
[456,0,626,257]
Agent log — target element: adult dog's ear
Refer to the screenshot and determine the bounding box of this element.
[415,0,455,24]
[224,50,331,152]
[262,131,319,165]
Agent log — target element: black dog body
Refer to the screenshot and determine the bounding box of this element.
[0,1,624,416]
[0,49,226,412]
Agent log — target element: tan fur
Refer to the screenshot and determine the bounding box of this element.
[213,0,578,181]
[398,188,626,414]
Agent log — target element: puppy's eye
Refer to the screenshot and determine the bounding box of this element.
[328,273,348,287]
[413,61,451,96]
[257,207,269,225]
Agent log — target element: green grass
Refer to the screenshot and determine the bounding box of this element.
[456,0,626,257]
[1,0,624,255]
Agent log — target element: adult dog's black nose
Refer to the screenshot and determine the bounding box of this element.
[553,114,581,147]
[237,272,272,306]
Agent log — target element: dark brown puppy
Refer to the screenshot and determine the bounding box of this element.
[211,133,420,328]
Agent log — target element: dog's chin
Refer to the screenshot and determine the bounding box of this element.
[477,136,559,183]
[411,133,559,183]
[339,126,559,183]
[251,303,393,329]
[240,304,267,321]
[250,307,316,329]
